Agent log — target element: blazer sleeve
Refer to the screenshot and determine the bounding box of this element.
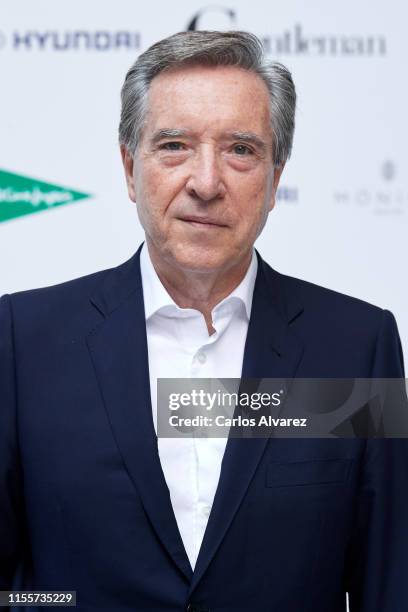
[0,294,26,591]
[346,309,408,611]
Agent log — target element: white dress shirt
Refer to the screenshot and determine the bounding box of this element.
[140,242,258,570]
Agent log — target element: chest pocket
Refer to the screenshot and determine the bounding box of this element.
[266,458,352,487]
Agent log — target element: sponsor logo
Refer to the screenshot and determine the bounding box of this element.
[0,30,141,52]
[187,7,386,57]
[0,170,91,223]
[333,161,407,216]
[276,186,299,204]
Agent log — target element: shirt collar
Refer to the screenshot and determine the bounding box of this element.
[140,241,258,322]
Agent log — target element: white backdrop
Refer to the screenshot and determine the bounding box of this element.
[1,0,407,360]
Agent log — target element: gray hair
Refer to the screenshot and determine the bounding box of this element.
[119,30,296,167]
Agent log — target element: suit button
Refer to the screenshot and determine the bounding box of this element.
[186,605,210,612]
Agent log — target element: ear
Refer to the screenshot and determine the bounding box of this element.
[268,163,285,212]
[120,145,137,203]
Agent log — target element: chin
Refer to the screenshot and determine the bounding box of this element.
[171,242,229,273]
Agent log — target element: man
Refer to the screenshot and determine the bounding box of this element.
[0,30,407,612]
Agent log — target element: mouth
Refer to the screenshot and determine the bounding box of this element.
[178,216,228,229]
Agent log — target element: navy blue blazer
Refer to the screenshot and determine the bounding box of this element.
[1,244,407,612]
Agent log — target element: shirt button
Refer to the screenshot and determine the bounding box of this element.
[196,352,207,364]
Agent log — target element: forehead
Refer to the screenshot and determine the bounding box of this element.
[144,64,272,138]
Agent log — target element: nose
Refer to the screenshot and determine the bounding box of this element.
[185,145,226,202]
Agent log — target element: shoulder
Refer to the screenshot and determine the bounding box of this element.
[256,248,384,323]
[277,269,385,322]
[277,268,400,343]
[2,251,139,340]
[259,258,404,376]
[5,266,111,323]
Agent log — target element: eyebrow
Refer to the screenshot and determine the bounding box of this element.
[150,129,191,145]
[149,128,269,155]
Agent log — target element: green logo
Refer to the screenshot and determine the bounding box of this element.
[0,169,91,223]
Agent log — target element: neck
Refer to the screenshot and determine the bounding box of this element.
[145,240,253,335]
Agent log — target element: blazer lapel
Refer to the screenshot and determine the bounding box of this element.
[189,251,304,595]
[86,244,193,582]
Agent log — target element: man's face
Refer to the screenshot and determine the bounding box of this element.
[122,64,284,273]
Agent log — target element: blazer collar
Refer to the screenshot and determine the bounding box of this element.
[89,243,144,318]
[90,242,303,329]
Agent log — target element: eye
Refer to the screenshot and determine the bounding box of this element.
[159,141,186,151]
[232,143,254,156]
